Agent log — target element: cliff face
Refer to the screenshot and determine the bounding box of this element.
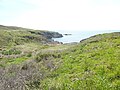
[40,31,63,39]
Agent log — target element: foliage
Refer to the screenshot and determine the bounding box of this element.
[2,49,22,55]
[40,32,120,90]
[0,26,120,90]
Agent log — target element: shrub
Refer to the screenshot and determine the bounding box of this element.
[2,49,22,55]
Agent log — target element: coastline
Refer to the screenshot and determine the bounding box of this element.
[53,30,120,43]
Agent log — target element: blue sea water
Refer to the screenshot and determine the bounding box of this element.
[53,30,120,43]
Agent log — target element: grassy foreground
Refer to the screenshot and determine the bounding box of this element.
[40,32,120,90]
[0,25,120,90]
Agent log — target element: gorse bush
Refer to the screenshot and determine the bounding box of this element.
[35,51,61,62]
[26,53,32,57]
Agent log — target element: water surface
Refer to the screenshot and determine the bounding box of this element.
[53,30,120,43]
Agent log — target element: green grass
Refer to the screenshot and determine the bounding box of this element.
[40,32,120,90]
[0,56,29,67]
[7,57,29,65]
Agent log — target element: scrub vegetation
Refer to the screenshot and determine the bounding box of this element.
[0,25,120,90]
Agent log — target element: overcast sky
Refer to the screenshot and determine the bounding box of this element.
[0,0,120,31]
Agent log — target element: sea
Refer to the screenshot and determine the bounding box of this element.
[53,30,120,43]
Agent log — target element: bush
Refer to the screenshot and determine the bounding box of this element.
[27,53,32,57]
[2,49,22,55]
[35,52,61,63]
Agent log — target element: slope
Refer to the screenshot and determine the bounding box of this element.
[40,32,120,90]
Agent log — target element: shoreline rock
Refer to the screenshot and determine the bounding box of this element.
[63,34,72,36]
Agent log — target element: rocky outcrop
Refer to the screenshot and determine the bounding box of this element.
[63,34,72,36]
[40,31,63,39]
[28,30,63,39]
[28,30,63,44]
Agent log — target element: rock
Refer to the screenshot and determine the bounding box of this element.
[40,31,63,39]
[63,34,72,36]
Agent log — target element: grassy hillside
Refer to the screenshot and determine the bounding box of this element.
[39,32,120,90]
[0,25,70,90]
[0,25,63,67]
[0,25,120,90]
[0,25,63,47]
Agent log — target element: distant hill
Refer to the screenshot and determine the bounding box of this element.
[0,25,63,47]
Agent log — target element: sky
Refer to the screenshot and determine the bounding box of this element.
[0,0,120,31]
